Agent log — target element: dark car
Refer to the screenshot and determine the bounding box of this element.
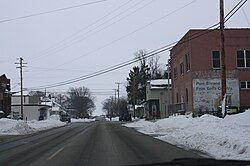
[60,113,71,123]
[119,114,132,121]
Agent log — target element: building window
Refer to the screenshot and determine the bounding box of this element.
[176,92,179,103]
[180,62,184,75]
[185,54,190,71]
[212,51,220,69]
[174,67,178,79]
[237,50,250,68]
[240,81,250,89]
[185,88,188,103]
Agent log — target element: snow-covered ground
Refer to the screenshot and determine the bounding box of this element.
[0,115,66,135]
[124,110,250,160]
[105,117,120,121]
[71,118,95,123]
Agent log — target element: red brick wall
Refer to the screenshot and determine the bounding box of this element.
[171,29,250,112]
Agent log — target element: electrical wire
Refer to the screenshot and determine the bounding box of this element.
[29,0,152,62]
[225,0,248,23]
[29,0,197,73]
[28,0,134,62]
[0,0,108,24]
[25,0,247,91]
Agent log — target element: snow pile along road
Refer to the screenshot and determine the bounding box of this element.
[28,115,66,131]
[124,110,250,160]
[71,118,95,123]
[0,115,66,135]
[105,117,120,121]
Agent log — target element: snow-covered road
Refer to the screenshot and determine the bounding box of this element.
[124,110,250,160]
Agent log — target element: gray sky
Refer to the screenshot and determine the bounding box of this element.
[0,0,249,115]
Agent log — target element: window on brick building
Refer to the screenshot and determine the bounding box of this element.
[176,92,179,103]
[180,62,184,75]
[237,50,250,68]
[185,54,190,71]
[174,67,178,79]
[240,81,250,89]
[185,88,188,103]
[212,51,220,69]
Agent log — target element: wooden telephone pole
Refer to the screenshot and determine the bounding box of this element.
[220,0,227,117]
[115,82,122,116]
[15,57,27,120]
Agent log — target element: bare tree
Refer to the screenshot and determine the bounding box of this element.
[134,49,147,67]
[102,96,128,117]
[148,55,164,79]
[67,87,95,118]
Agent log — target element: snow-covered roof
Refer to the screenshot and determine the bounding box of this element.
[148,79,171,86]
[12,91,29,96]
[135,105,144,109]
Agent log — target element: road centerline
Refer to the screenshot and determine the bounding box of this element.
[47,147,64,160]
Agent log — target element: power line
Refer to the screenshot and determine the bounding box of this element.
[28,0,134,62]
[55,0,195,68]
[0,0,108,24]
[29,0,151,63]
[25,0,246,91]
[224,0,248,23]
[29,0,196,74]
[24,29,221,90]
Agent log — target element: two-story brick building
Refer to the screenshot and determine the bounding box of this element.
[170,29,250,114]
[0,74,11,117]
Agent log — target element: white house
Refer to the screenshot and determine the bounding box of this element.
[41,97,65,116]
[11,93,51,120]
[146,79,172,119]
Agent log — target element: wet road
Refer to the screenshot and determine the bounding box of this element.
[0,121,201,166]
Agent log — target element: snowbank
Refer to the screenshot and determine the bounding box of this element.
[71,118,95,123]
[0,115,66,135]
[105,117,120,121]
[124,110,250,160]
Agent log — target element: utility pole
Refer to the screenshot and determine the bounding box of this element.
[166,59,171,117]
[133,76,136,119]
[115,82,122,116]
[220,0,226,117]
[114,88,116,117]
[15,57,27,120]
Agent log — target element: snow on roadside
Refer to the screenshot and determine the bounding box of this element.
[0,115,66,135]
[71,118,95,123]
[105,117,120,121]
[124,110,250,160]
[28,115,66,131]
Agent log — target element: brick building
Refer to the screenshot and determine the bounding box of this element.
[170,29,250,114]
[0,74,11,117]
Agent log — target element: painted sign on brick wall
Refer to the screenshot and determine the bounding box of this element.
[193,78,240,112]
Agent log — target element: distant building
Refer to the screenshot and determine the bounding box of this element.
[11,94,50,120]
[41,97,65,116]
[170,29,250,115]
[134,105,145,118]
[0,74,11,117]
[145,79,171,119]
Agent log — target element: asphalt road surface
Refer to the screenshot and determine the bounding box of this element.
[0,121,202,166]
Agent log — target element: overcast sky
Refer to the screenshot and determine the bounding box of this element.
[0,0,249,115]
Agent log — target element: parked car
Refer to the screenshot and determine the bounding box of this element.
[60,113,71,123]
[119,114,132,121]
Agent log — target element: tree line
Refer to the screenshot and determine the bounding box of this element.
[126,49,168,106]
[29,86,95,118]
[102,49,169,117]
